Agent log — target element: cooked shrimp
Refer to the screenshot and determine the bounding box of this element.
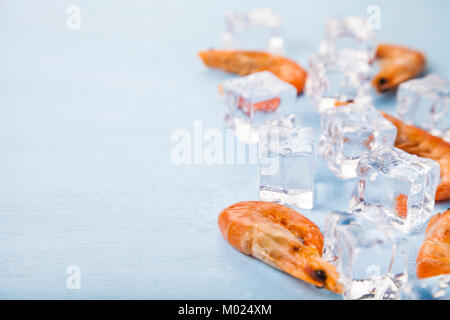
[198,50,307,95]
[238,97,281,114]
[334,99,353,107]
[416,210,450,279]
[218,201,343,293]
[382,112,450,201]
[395,194,408,218]
[372,44,426,93]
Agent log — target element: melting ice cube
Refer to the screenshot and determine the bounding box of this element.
[222,8,284,54]
[318,104,397,179]
[321,16,377,62]
[258,126,314,209]
[349,145,440,233]
[305,50,372,114]
[396,74,450,142]
[222,71,297,144]
[324,211,409,300]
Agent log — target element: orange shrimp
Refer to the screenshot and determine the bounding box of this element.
[381,112,450,201]
[218,201,343,293]
[334,99,354,107]
[416,210,450,279]
[238,97,281,115]
[198,50,307,95]
[372,44,426,93]
[395,194,408,218]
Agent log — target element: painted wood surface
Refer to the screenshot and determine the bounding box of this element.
[0,0,449,299]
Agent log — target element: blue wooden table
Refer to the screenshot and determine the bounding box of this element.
[0,0,449,299]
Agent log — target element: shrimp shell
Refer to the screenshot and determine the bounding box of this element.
[373,44,426,93]
[416,210,450,279]
[218,201,343,293]
[382,112,450,201]
[198,50,307,95]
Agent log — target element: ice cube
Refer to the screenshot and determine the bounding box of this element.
[401,274,450,300]
[323,211,351,263]
[321,16,377,62]
[396,74,450,142]
[323,209,390,263]
[222,8,284,54]
[222,71,297,144]
[265,113,296,129]
[305,50,372,113]
[318,104,397,179]
[227,114,296,145]
[258,126,314,209]
[324,212,409,300]
[349,145,440,233]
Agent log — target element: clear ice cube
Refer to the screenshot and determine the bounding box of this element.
[305,50,372,113]
[222,8,284,54]
[401,274,450,300]
[222,71,297,144]
[396,74,450,142]
[321,16,377,62]
[324,212,409,300]
[318,104,397,179]
[323,211,350,263]
[349,145,441,233]
[259,126,314,209]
